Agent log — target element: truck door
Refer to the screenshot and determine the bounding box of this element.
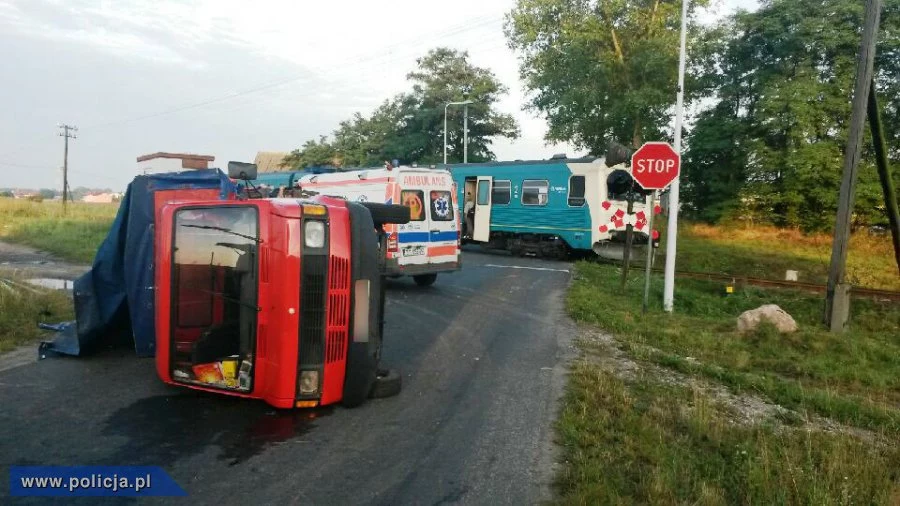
[474,176,492,242]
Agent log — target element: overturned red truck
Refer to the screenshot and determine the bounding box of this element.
[153,163,410,408]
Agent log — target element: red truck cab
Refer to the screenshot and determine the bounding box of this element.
[154,194,398,409]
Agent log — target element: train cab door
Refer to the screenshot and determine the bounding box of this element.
[474,176,492,242]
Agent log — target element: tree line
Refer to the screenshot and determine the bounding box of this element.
[281,48,519,169]
[286,0,900,232]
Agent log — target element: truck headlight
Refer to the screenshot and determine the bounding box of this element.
[304,221,325,248]
[298,370,319,395]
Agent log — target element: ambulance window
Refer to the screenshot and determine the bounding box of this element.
[477,180,490,205]
[568,176,586,207]
[492,180,511,205]
[522,180,549,206]
[401,190,425,221]
[430,190,454,221]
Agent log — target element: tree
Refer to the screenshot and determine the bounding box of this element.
[332,96,413,167]
[685,0,900,230]
[401,48,519,164]
[287,48,519,168]
[282,136,342,170]
[506,0,708,151]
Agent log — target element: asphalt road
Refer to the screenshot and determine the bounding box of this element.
[0,249,577,505]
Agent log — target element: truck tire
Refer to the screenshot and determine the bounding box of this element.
[369,368,401,399]
[360,203,411,226]
[342,202,382,409]
[413,274,438,287]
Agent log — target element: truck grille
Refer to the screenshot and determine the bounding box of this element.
[298,254,327,368]
[326,256,350,363]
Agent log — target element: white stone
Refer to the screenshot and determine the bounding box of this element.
[785,270,799,281]
[737,304,798,333]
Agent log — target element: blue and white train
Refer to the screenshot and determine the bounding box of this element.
[442,156,660,259]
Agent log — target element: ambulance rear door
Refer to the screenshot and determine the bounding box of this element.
[424,173,458,268]
[396,179,430,270]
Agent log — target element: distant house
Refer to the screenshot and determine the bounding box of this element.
[254,152,291,173]
[82,192,122,204]
[137,152,215,174]
[12,191,38,200]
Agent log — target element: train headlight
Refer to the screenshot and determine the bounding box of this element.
[304,221,325,249]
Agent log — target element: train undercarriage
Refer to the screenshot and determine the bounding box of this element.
[465,230,658,262]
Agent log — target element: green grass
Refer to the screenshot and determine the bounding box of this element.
[672,223,899,291]
[569,262,900,430]
[0,198,119,263]
[0,279,73,352]
[560,258,900,503]
[556,363,900,505]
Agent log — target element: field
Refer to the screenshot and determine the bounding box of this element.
[0,198,117,352]
[560,224,900,504]
[0,279,73,352]
[674,222,899,291]
[0,198,120,264]
[2,198,900,501]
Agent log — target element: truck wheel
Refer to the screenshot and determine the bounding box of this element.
[369,368,401,399]
[413,274,437,287]
[360,203,411,226]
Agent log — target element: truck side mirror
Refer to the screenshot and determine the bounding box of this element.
[228,161,258,181]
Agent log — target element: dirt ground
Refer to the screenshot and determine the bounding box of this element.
[0,240,89,281]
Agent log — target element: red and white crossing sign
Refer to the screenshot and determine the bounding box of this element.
[631,142,680,190]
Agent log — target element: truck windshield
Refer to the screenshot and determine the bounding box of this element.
[170,206,259,392]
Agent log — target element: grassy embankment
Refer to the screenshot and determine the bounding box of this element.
[0,197,119,264]
[0,198,118,351]
[677,223,899,291]
[0,279,73,352]
[559,223,900,504]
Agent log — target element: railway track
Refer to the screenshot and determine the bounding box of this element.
[651,268,900,302]
[469,244,900,301]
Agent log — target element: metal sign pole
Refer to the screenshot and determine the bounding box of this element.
[663,0,689,312]
[619,197,635,292]
[642,190,658,313]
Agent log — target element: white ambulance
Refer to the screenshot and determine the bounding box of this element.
[296,166,461,286]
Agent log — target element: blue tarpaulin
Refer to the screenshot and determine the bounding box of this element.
[40,169,236,358]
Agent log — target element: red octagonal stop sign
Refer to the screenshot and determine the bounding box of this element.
[631,142,680,190]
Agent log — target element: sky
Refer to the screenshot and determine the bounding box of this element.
[0,0,758,191]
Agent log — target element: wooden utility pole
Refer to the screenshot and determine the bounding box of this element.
[867,78,900,275]
[58,124,77,210]
[825,0,882,332]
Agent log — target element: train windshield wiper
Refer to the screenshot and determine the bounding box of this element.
[181,224,261,243]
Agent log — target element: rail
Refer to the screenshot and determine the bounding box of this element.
[648,268,900,302]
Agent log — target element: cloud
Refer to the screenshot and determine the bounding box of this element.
[0,0,755,190]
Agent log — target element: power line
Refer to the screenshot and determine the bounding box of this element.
[0,161,58,170]
[130,33,512,125]
[79,15,504,131]
[2,17,506,167]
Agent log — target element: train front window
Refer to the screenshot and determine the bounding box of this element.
[170,206,259,392]
[568,176,585,207]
